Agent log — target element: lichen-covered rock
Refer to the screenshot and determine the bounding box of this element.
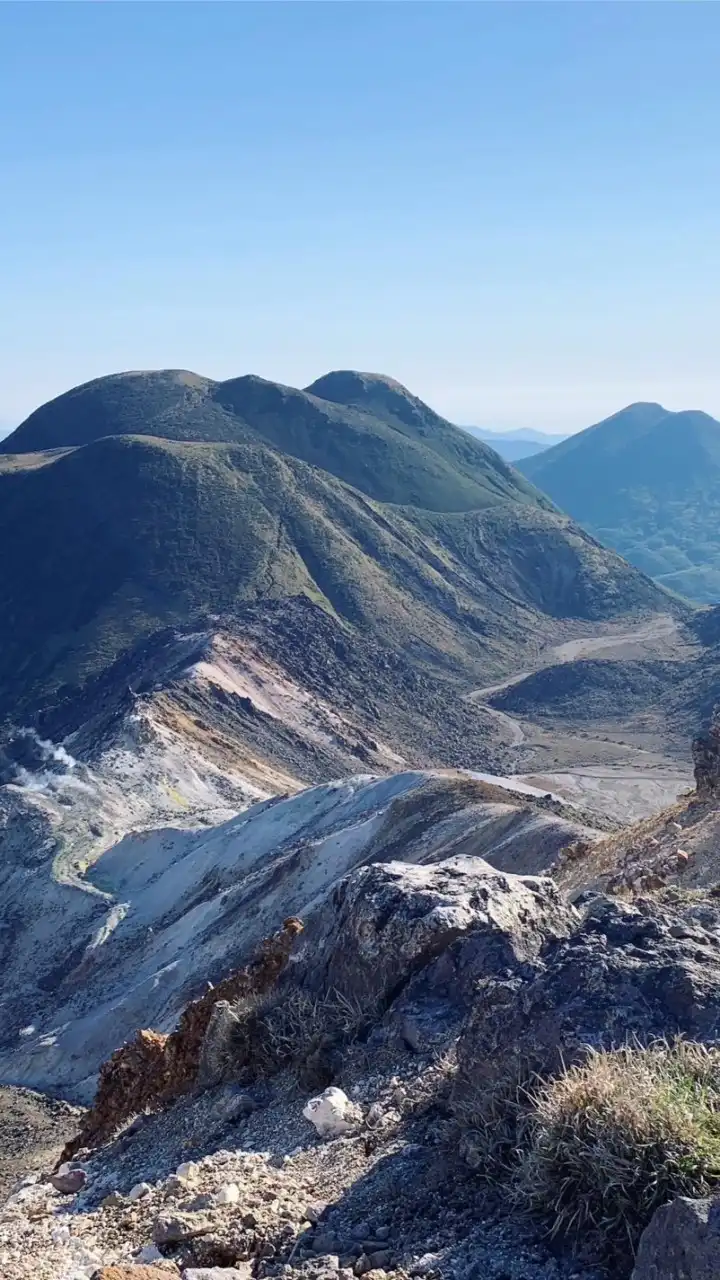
[455,894,720,1106]
[632,1196,720,1279]
[288,856,577,1023]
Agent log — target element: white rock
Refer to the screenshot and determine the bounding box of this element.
[412,1254,441,1276]
[183,1268,253,1280]
[127,1181,153,1201]
[51,1223,72,1244]
[303,1086,363,1138]
[214,1182,240,1205]
[136,1244,164,1262]
[176,1160,201,1182]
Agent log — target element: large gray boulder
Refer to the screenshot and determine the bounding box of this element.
[286,856,577,1036]
[455,893,720,1105]
[632,1196,720,1280]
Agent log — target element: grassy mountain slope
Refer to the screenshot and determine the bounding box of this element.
[0,430,669,720]
[519,403,720,602]
[1,369,545,514]
[0,369,680,723]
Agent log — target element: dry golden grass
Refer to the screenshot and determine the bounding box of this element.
[515,1041,720,1264]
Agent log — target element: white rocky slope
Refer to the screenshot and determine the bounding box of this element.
[0,854,583,1280]
[0,759,597,1102]
[4,792,720,1280]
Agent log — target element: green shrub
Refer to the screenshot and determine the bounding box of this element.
[515,1041,720,1265]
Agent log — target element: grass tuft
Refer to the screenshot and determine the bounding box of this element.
[230,986,372,1088]
[514,1041,720,1265]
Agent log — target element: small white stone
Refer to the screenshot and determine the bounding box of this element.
[127,1181,152,1201]
[183,1268,253,1280]
[136,1244,164,1262]
[303,1087,363,1138]
[412,1254,441,1276]
[176,1160,201,1182]
[214,1182,240,1205]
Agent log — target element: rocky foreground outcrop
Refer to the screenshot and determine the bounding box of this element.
[0,770,598,1100]
[290,859,574,1004]
[633,1196,720,1280]
[276,857,576,1057]
[7,820,720,1279]
[455,891,720,1104]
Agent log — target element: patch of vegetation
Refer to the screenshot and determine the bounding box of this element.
[230,986,373,1089]
[1,367,546,515]
[0,419,671,722]
[454,1058,536,1180]
[520,403,720,603]
[514,1042,720,1266]
[456,1041,720,1268]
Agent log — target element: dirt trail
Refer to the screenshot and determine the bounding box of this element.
[467,613,683,716]
[466,615,692,817]
[549,613,682,664]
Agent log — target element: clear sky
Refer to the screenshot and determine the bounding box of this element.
[1,2,719,436]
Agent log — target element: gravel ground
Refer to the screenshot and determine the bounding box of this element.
[0,1046,605,1280]
[0,1086,82,1200]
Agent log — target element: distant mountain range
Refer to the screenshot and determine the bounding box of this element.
[461,424,569,462]
[519,401,720,604]
[0,369,670,728]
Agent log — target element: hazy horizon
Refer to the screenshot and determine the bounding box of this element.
[2,3,719,435]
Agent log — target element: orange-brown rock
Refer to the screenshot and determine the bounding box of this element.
[90,1267,179,1279]
[62,919,303,1162]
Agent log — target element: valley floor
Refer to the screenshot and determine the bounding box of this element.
[468,612,697,820]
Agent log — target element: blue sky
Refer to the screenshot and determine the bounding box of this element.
[1,2,719,435]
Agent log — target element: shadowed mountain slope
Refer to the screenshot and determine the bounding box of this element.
[519,402,720,602]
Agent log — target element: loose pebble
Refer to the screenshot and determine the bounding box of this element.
[127,1182,153,1202]
[213,1182,240,1205]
